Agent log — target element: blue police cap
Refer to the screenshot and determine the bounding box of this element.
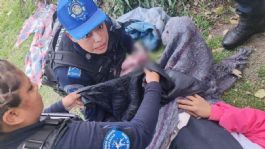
[57,0,107,40]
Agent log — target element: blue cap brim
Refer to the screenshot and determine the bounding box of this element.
[68,9,107,40]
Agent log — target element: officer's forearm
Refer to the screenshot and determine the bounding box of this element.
[65,82,161,149]
[131,82,161,138]
[44,101,69,113]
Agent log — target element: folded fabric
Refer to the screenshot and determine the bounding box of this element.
[117,7,170,34]
[122,20,161,52]
[160,17,252,102]
[78,62,206,121]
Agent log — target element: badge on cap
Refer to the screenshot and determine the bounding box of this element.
[103,129,130,149]
[68,0,87,21]
[67,67,81,79]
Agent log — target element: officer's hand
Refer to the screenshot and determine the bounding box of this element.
[144,69,160,83]
[62,92,84,111]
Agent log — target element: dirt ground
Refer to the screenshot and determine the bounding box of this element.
[210,21,265,84]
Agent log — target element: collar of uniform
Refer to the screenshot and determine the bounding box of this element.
[72,42,89,57]
[0,121,44,147]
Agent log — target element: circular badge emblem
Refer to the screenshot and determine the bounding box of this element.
[68,0,87,21]
[71,4,83,16]
[103,129,130,149]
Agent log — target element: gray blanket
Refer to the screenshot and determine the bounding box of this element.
[147,16,252,149]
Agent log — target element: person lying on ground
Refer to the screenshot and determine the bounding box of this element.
[177,94,265,148]
[0,59,161,149]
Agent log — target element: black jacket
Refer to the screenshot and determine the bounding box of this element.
[0,83,162,149]
[43,18,133,95]
[78,62,207,121]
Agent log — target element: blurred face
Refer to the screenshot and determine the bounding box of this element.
[71,23,109,54]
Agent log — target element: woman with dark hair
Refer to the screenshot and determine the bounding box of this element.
[0,60,162,149]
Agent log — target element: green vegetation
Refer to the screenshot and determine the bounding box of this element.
[102,0,188,18]
[0,1,34,64]
[207,36,223,50]
[223,80,265,110]
[0,0,60,104]
[258,66,265,81]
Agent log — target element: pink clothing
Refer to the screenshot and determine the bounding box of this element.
[209,102,265,148]
[15,2,56,86]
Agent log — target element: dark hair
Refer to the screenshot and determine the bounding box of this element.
[0,60,22,130]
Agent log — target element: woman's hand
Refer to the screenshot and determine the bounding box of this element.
[62,92,84,111]
[177,94,211,118]
[144,69,160,83]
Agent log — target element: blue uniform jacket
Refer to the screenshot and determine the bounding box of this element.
[54,20,133,121]
[0,82,161,149]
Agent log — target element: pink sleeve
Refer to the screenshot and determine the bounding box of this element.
[209,102,265,135]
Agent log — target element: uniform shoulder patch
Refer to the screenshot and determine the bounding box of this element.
[103,129,130,149]
[67,67,81,79]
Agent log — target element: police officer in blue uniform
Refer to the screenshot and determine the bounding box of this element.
[0,60,161,149]
[44,0,133,120]
[222,0,265,49]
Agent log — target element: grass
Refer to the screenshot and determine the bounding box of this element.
[258,66,265,81]
[206,35,265,110]
[1,0,264,110]
[223,80,265,109]
[207,36,223,50]
[0,0,60,107]
[207,36,235,63]
[0,1,34,62]
[193,14,213,38]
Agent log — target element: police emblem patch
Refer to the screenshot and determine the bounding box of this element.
[72,4,83,15]
[103,129,130,149]
[67,67,81,79]
[68,0,87,20]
